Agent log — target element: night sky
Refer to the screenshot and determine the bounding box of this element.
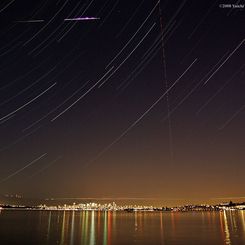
[0,0,244,205]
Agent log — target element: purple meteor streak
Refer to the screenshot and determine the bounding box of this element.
[64,17,100,21]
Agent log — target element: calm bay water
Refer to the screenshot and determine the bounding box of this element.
[0,210,245,244]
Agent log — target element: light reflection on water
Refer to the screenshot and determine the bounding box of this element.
[70,210,75,245]
[0,210,245,244]
[89,211,95,245]
[223,211,231,245]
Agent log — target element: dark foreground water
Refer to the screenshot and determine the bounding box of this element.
[0,210,245,244]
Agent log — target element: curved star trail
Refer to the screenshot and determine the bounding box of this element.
[1,153,47,183]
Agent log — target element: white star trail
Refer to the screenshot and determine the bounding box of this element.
[99,23,156,87]
[115,0,145,38]
[28,2,82,55]
[0,126,42,152]
[0,0,15,13]
[51,79,101,121]
[0,66,56,107]
[23,0,69,46]
[117,19,181,91]
[188,0,218,39]
[0,83,57,121]
[204,39,245,85]
[0,153,47,183]
[0,114,15,125]
[219,103,245,130]
[197,63,245,115]
[51,66,115,121]
[84,59,197,167]
[29,156,62,178]
[105,0,160,69]
[23,79,90,131]
[98,0,119,27]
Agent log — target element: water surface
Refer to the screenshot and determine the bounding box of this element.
[0,210,245,244]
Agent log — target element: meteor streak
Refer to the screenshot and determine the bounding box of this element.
[15,20,44,23]
[64,17,100,21]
